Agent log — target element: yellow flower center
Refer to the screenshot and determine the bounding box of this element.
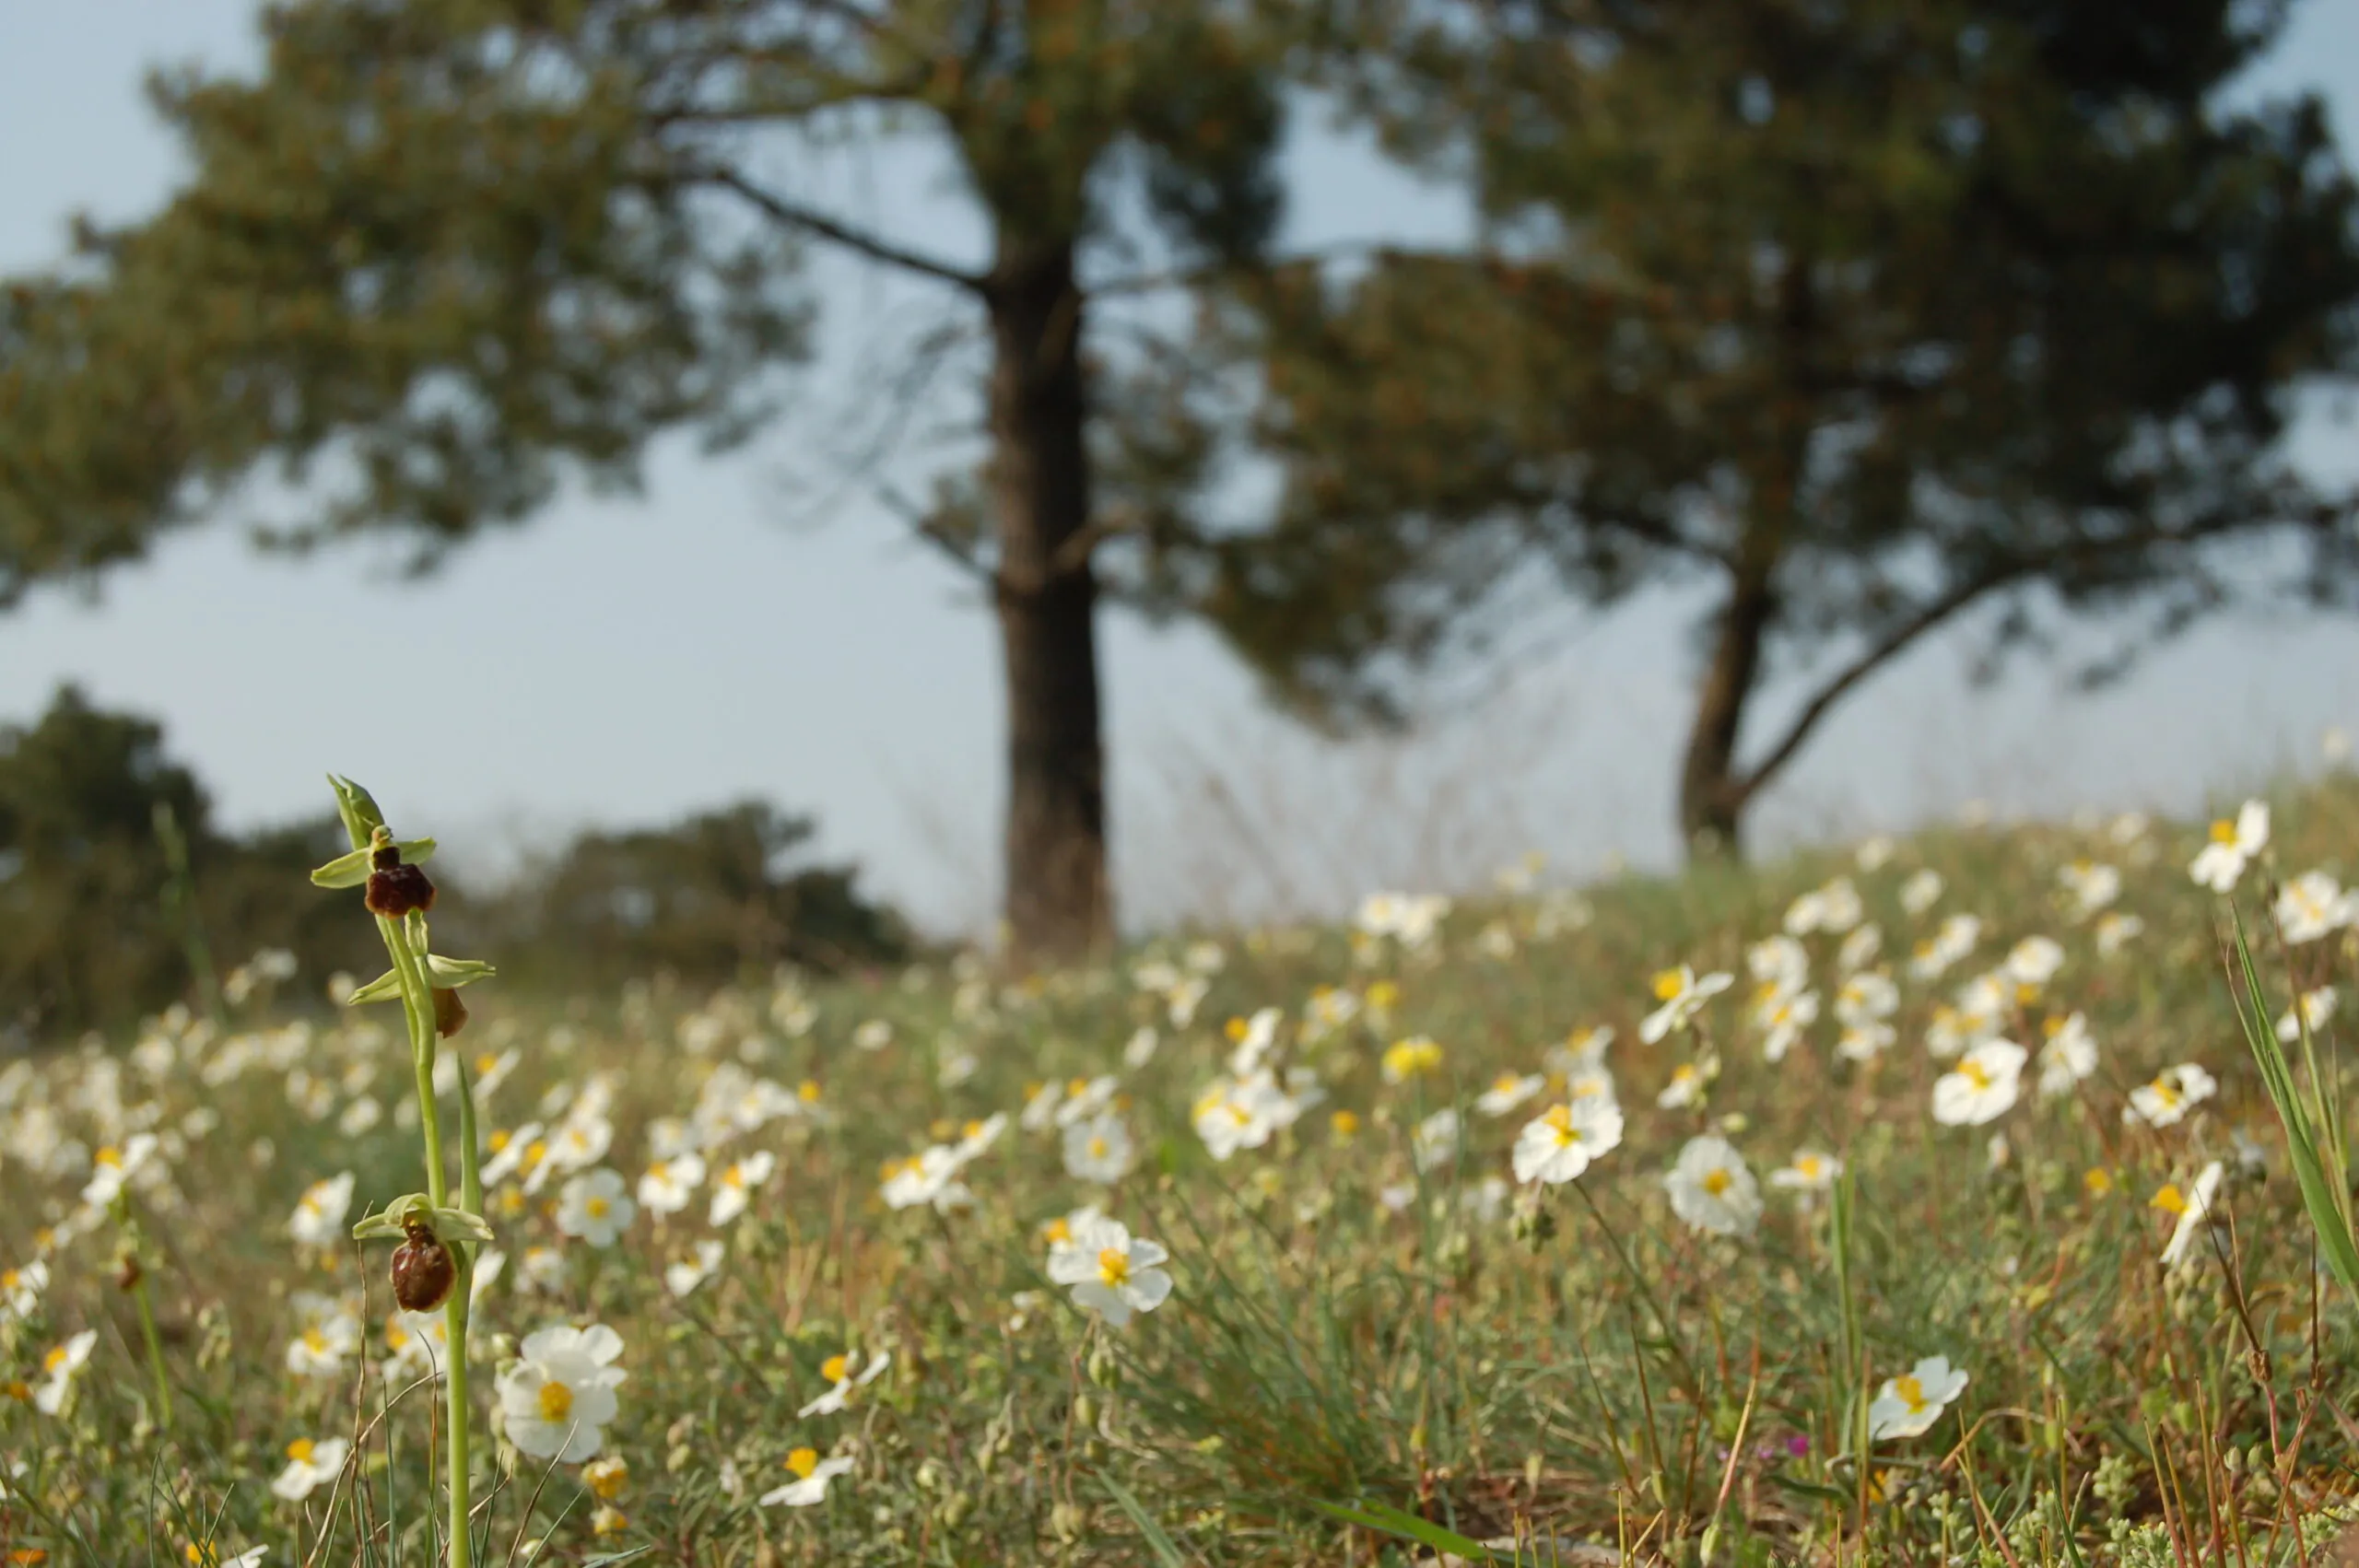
[1067,1078,1090,1097]
[585,1196,610,1219]
[1652,969,1685,1001]
[2148,1080,2182,1109]
[2,1270,17,1290]
[1702,1169,1731,1197]
[1367,981,1399,1009]
[1225,1016,1249,1041]
[1895,1375,1927,1410]
[797,1081,822,1103]
[2152,1184,2188,1215]
[42,1345,68,1373]
[589,1459,628,1500]
[2210,818,2236,843]
[1672,1066,1697,1086]
[488,1129,511,1153]
[1797,1156,1823,1178]
[95,1146,122,1169]
[822,1353,849,1382]
[1086,1137,1109,1161]
[302,1328,328,1354]
[476,1053,498,1074]
[287,1438,315,1463]
[1097,1247,1132,1288]
[1959,1062,1992,1090]
[726,1164,749,1188]
[2084,1167,2115,1196]
[786,1446,819,1480]
[538,1380,574,1423]
[1494,1073,1522,1094]
[1044,1218,1072,1246]
[1331,1111,1359,1139]
[962,1119,985,1140]
[524,1139,548,1164]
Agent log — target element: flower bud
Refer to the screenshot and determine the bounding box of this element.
[1072,1393,1097,1430]
[433,987,469,1039]
[390,1219,456,1312]
[115,1253,142,1293]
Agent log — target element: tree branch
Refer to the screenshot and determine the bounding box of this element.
[877,483,996,586]
[1086,239,1450,298]
[701,168,987,295]
[1726,497,2357,810]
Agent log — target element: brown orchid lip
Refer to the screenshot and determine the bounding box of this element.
[390,1220,456,1314]
[366,861,438,919]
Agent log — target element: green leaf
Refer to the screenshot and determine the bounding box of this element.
[2225,907,2359,1312]
[424,953,496,989]
[345,968,404,1006]
[1315,1499,1519,1562]
[310,847,373,888]
[310,836,437,888]
[328,775,385,851]
[351,1196,494,1244]
[1101,1474,1193,1567]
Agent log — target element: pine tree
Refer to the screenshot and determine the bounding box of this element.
[0,0,1296,958]
[1219,0,2359,854]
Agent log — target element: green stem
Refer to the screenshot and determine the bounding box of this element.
[381,912,449,1209]
[380,912,469,1567]
[443,1257,475,1568]
[133,1270,172,1430]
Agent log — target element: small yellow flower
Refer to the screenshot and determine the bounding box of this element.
[1331,1110,1360,1141]
[2083,1167,2115,1197]
[1367,979,1400,1011]
[785,1445,820,1480]
[2151,1183,2188,1216]
[1381,1036,1444,1083]
[584,1455,629,1501]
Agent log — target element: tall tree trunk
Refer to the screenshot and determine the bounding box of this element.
[1681,252,1817,860]
[1677,539,1777,858]
[987,237,1111,963]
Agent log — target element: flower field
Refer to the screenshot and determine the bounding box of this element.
[5,776,2359,1566]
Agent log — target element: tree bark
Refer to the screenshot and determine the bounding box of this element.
[1677,541,1777,859]
[1680,252,1816,860]
[987,237,1112,963]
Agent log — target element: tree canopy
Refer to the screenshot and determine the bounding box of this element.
[1210,0,2359,851]
[0,0,1301,961]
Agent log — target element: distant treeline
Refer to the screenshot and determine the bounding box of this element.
[0,686,910,1045]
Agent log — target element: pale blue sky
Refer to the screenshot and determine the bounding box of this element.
[3,2,2355,935]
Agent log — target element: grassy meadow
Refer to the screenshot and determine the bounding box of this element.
[5,776,2359,1567]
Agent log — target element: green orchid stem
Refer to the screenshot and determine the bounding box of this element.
[444,1255,475,1568]
[381,910,450,1209]
[378,909,471,1568]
